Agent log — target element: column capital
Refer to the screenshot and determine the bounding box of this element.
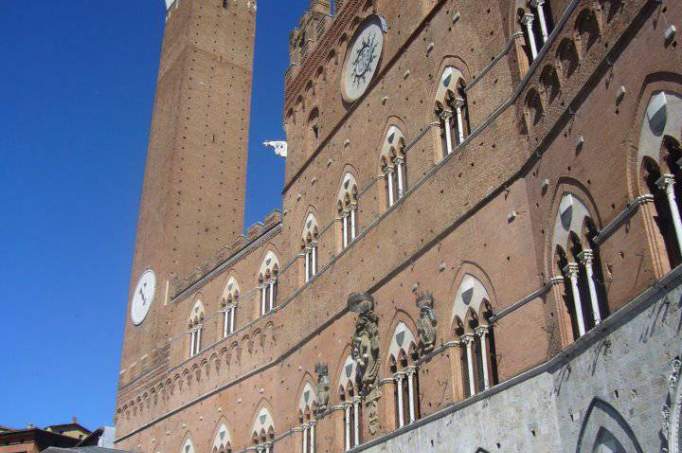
[522,13,535,26]
[577,249,594,265]
[453,97,466,108]
[439,109,453,121]
[530,0,545,8]
[461,334,476,345]
[474,325,489,337]
[394,371,406,381]
[657,173,676,191]
[563,262,580,277]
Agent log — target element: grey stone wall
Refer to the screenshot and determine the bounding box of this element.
[358,273,682,453]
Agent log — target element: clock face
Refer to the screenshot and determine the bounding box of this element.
[131,269,156,326]
[342,17,385,103]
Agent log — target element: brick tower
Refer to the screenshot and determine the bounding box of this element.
[118,0,256,381]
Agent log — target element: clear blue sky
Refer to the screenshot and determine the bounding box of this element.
[0,0,308,430]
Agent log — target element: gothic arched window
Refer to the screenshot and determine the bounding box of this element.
[221,277,239,338]
[302,214,320,283]
[379,126,407,209]
[452,275,498,397]
[518,0,554,61]
[259,252,280,316]
[337,174,359,250]
[552,193,608,341]
[434,67,470,159]
[298,382,317,453]
[188,301,205,358]
[338,356,361,450]
[387,323,420,429]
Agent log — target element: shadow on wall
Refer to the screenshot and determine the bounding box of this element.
[575,398,643,453]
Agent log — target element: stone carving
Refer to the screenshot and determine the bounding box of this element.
[348,292,380,398]
[348,292,381,435]
[314,362,330,415]
[416,291,438,353]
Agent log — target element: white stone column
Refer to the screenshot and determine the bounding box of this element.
[312,243,317,277]
[396,158,405,198]
[350,204,357,240]
[464,335,476,396]
[342,212,349,249]
[189,330,195,357]
[531,0,549,43]
[353,398,360,447]
[522,13,539,60]
[476,327,490,390]
[564,263,586,336]
[302,425,308,453]
[268,280,275,311]
[310,422,316,453]
[578,250,602,326]
[264,443,271,453]
[440,110,453,156]
[387,167,395,207]
[195,327,202,354]
[304,248,311,282]
[407,368,416,423]
[395,373,405,428]
[657,174,682,254]
[344,404,351,451]
[260,285,266,316]
[454,98,466,145]
[229,306,235,333]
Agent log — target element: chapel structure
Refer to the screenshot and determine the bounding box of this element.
[114,0,682,451]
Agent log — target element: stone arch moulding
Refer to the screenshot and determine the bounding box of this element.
[574,398,643,453]
[544,179,601,276]
[385,320,418,367]
[211,420,232,453]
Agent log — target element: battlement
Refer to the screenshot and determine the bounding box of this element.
[169,210,282,300]
[288,0,345,69]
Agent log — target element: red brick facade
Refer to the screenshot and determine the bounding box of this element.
[115,0,682,451]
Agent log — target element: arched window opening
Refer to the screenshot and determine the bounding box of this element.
[259,252,280,316]
[388,323,420,429]
[188,301,205,358]
[575,9,600,56]
[380,126,407,209]
[519,0,554,61]
[212,424,232,453]
[526,88,544,126]
[302,215,320,283]
[306,108,321,157]
[557,38,580,79]
[598,0,622,23]
[339,356,361,450]
[182,438,195,453]
[434,67,470,159]
[540,65,561,105]
[252,409,275,453]
[299,383,317,453]
[338,174,359,250]
[222,278,239,338]
[552,194,607,340]
[453,276,499,398]
[222,0,229,9]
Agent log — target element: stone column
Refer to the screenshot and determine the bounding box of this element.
[657,174,682,254]
[310,421,316,453]
[522,13,539,59]
[386,166,395,207]
[260,285,266,316]
[268,280,275,311]
[563,262,586,336]
[531,0,549,43]
[406,367,416,423]
[464,335,476,396]
[350,203,357,240]
[578,249,602,326]
[454,97,466,145]
[395,373,405,428]
[476,326,490,390]
[344,404,351,451]
[342,211,349,249]
[311,243,318,277]
[395,157,405,198]
[440,110,454,156]
[302,424,308,453]
[353,397,361,447]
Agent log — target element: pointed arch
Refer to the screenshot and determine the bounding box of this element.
[337,172,359,250]
[575,398,643,453]
[211,421,232,453]
[302,212,320,283]
[258,251,280,316]
[251,405,276,445]
[378,124,408,209]
[432,63,470,159]
[181,436,195,453]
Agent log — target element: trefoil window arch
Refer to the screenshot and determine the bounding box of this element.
[337,174,359,250]
[380,126,407,208]
[259,252,280,316]
[188,301,205,358]
[387,323,420,429]
[435,67,470,158]
[302,214,320,283]
[221,277,239,338]
[338,356,361,450]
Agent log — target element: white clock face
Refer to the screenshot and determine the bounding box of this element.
[342,17,385,103]
[131,269,156,326]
